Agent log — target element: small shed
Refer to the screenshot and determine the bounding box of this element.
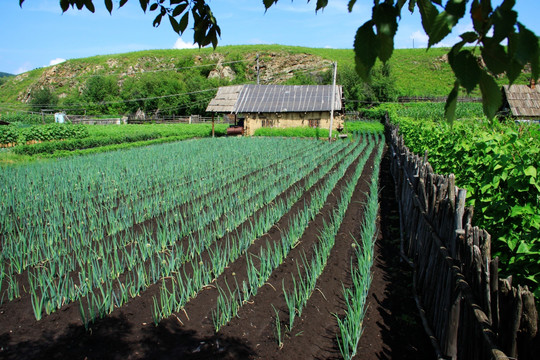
[500,83,540,121]
[206,84,343,135]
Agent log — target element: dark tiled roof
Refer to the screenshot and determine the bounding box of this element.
[206,84,342,113]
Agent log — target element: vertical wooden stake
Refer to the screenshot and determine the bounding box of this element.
[328,62,337,141]
[212,113,215,138]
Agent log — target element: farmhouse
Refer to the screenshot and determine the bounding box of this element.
[206,84,344,135]
[499,81,540,121]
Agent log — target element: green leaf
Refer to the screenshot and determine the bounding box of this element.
[169,15,180,34]
[139,0,149,12]
[354,21,379,81]
[471,0,491,34]
[105,0,113,14]
[178,12,189,34]
[119,0,128,8]
[60,0,70,12]
[460,31,478,43]
[348,0,356,13]
[524,165,537,178]
[263,0,278,10]
[445,0,466,20]
[417,0,438,34]
[172,3,188,17]
[445,81,459,125]
[517,23,539,80]
[373,3,399,63]
[149,3,158,12]
[84,0,95,13]
[492,7,517,43]
[427,0,466,49]
[481,38,508,75]
[479,70,502,121]
[451,50,481,93]
[408,0,417,13]
[153,13,163,27]
[315,0,328,12]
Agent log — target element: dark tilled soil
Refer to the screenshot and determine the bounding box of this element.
[0,145,433,360]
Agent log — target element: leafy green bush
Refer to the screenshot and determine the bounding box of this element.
[29,88,59,112]
[0,124,89,145]
[0,126,19,145]
[0,112,54,125]
[392,115,540,297]
[20,124,89,143]
[11,123,227,156]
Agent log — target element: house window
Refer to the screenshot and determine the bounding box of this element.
[309,119,319,128]
[262,119,274,127]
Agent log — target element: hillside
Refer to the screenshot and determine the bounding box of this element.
[0,72,13,78]
[0,44,534,115]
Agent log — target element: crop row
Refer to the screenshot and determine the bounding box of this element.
[336,138,383,360]
[78,137,363,327]
[0,137,359,324]
[150,136,368,327]
[208,135,374,332]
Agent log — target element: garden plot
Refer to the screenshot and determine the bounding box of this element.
[0,134,383,359]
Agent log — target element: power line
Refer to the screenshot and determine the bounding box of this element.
[42,59,248,80]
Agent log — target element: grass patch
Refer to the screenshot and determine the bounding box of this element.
[253,126,331,138]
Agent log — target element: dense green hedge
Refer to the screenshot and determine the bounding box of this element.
[0,124,88,146]
[0,126,19,145]
[12,132,162,155]
[389,112,540,298]
[9,123,228,156]
[0,113,55,125]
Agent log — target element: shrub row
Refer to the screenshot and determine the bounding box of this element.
[0,113,55,125]
[0,124,89,146]
[12,132,162,156]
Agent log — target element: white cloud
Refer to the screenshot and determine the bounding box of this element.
[49,58,66,66]
[173,38,198,49]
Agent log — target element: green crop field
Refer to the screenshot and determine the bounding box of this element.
[0,133,383,359]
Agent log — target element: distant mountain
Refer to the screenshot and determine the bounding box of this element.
[0,72,13,78]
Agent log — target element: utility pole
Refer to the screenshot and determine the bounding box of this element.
[256,53,260,85]
[328,61,337,141]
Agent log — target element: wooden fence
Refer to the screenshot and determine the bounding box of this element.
[127,115,231,124]
[385,114,538,360]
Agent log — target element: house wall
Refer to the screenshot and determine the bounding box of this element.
[244,111,344,136]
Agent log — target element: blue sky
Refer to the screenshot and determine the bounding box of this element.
[1,0,539,75]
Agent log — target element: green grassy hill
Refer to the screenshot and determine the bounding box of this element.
[0,44,534,114]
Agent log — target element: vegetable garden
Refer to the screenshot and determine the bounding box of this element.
[0,133,384,359]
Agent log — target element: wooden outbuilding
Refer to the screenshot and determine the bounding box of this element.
[206,84,343,135]
[499,82,540,121]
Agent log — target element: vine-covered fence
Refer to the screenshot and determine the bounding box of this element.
[386,114,538,360]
